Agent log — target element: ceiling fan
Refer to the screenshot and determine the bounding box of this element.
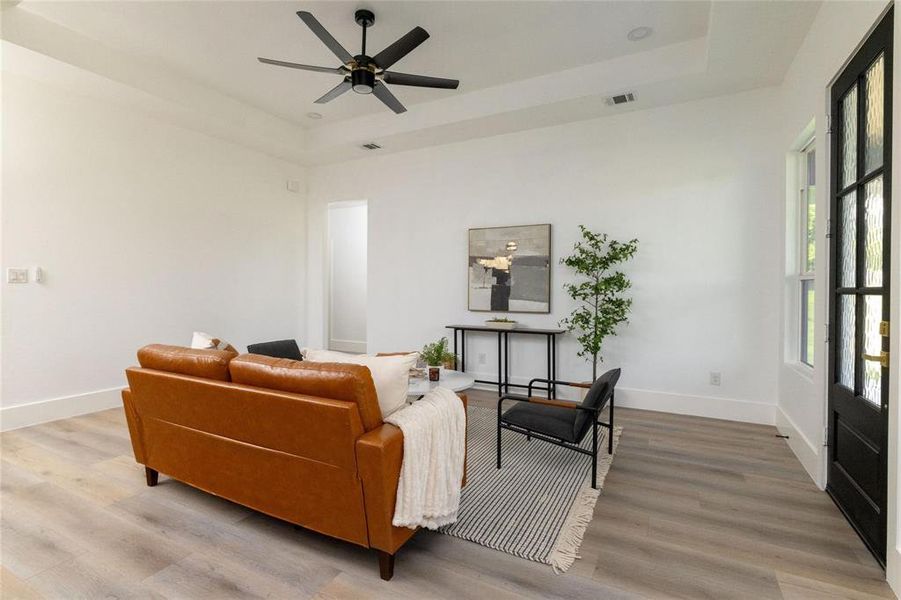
[258,10,459,115]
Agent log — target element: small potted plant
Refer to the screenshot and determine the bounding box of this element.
[485,316,518,330]
[420,337,457,381]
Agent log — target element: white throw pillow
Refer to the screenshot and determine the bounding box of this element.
[191,331,237,353]
[302,349,418,418]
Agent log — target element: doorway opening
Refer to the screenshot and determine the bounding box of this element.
[327,201,368,353]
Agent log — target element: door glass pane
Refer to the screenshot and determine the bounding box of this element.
[801,280,815,366]
[842,85,858,188]
[840,191,857,287]
[864,176,884,287]
[865,53,885,173]
[863,295,883,405]
[839,295,856,390]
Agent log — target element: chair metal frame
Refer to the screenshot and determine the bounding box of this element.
[496,378,614,489]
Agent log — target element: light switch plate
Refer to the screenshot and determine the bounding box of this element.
[7,268,29,284]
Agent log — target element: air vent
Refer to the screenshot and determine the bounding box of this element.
[361,142,382,150]
[605,92,636,106]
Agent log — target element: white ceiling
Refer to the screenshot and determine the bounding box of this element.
[20,1,711,125]
[3,1,822,165]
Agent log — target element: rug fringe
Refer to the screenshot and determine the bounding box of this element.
[547,426,623,574]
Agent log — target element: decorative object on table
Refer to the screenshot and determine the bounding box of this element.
[468,224,550,313]
[246,339,302,360]
[440,404,621,573]
[559,226,638,380]
[485,316,517,330]
[497,369,620,489]
[419,337,457,379]
[428,366,440,381]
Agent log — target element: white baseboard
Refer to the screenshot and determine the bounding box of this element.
[888,547,901,599]
[469,371,776,426]
[775,406,825,488]
[614,386,776,426]
[1,388,122,432]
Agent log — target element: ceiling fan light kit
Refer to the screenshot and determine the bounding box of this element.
[258,9,459,114]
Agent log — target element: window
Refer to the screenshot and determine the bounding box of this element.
[799,140,816,366]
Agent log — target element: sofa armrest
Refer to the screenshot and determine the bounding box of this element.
[356,393,469,553]
[121,388,147,464]
[356,423,415,553]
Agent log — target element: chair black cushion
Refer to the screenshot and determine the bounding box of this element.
[572,368,621,441]
[246,339,302,361]
[501,402,581,443]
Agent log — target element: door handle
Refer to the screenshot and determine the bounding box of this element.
[863,351,889,368]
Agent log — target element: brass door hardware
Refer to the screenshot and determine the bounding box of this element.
[863,351,890,368]
[879,321,889,337]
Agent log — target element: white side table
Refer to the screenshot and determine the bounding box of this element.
[407,369,475,399]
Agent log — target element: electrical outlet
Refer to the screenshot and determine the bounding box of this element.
[6,268,28,284]
[478,353,486,365]
[709,371,722,386]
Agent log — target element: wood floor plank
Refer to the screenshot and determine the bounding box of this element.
[0,396,895,599]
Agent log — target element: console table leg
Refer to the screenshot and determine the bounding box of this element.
[503,332,509,395]
[461,330,466,372]
[546,335,551,397]
[496,332,502,397]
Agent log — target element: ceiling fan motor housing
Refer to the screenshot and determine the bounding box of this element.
[351,66,375,94]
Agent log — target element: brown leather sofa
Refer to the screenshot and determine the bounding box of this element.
[122,344,467,580]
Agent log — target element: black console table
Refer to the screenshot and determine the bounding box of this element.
[445,324,565,397]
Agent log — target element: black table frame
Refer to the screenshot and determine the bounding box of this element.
[445,325,564,398]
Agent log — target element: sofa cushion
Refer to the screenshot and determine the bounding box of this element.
[247,339,303,361]
[191,331,238,353]
[229,354,383,432]
[137,344,237,381]
[302,349,417,418]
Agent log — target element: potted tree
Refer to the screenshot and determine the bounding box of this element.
[559,226,638,381]
[420,337,457,381]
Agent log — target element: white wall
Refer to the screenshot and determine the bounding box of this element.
[307,87,784,424]
[328,201,367,353]
[775,0,889,488]
[773,1,900,592]
[1,69,307,429]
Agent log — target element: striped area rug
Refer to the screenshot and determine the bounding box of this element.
[439,406,621,572]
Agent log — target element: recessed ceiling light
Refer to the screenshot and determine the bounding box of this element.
[627,26,653,41]
[306,112,323,120]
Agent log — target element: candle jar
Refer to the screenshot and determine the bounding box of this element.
[428,366,440,381]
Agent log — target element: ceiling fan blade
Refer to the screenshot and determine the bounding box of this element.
[372,82,407,114]
[382,71,459,89]
[372,26,429,70]
[296,11,354,64]
[258,57,345,74]
[315,78,352,104]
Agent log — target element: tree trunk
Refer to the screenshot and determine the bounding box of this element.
[592,353,598,381]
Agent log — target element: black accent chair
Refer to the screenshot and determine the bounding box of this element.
[497,368,620,489]
[246,339,303,361]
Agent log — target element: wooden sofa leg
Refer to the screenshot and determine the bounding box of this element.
[377,550,395,581]
[145,467,159,487]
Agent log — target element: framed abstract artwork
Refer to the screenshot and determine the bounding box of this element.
[468,224,551,313]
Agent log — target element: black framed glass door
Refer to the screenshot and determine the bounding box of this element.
[827,7,892,566]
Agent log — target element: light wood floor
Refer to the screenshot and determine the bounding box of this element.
[0,389,895,599]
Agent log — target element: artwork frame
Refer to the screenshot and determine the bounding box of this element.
[468,224,551,313]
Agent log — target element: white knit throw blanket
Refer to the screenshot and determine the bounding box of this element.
[384,387,467,530]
